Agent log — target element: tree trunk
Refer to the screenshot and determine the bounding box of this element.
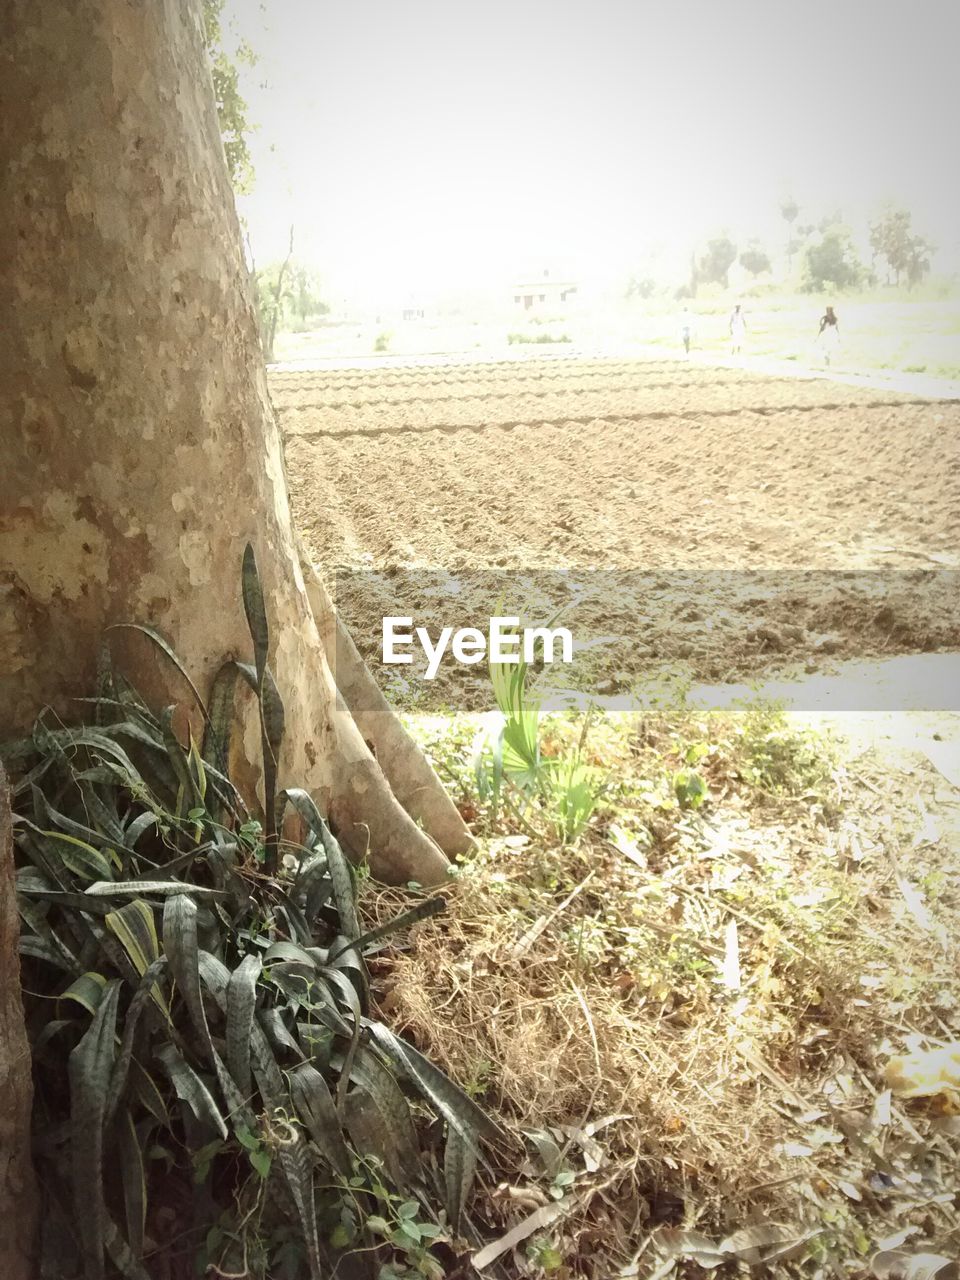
[0,767,37,1280]
[0,0,469,884]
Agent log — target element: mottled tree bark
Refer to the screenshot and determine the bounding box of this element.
[0,0,469,883]
[0,768,37,1280]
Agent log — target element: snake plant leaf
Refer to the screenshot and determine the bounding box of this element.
[8,751,57,799]
[103,1213,152,1280]
[263,940,319,966]
[275,1132,323,1280]
[78,781,126,849]
[155,1043,227,1138]
[234,661,286,768]
[326,935,370,1013]
[128,1059,170,1130]
[288,1062,353,1177]
[88,879,226,899]
[160,707,201,815]
[118,1108,146,1261]
[444,1123,478,1236]
[335,1047,421,1182]
[35,829,115,882]
[163,894,215,1065]
[33,782,128,866]
[328,896,446,964]
[187,734,208,806]
[19,935,78,970]
[16,884,81,970]
[124,811,158,847]
[200,950,266,1122]
[258,1006,303,1059]
[280,789,359,940]
[342,1087,405,1189]
[367,1022,507,1148]
[106,623,210,728]
[18,886,112,915]
[241,546,283,868]
[68,978,121,1280]
[241,543,270,681]
[61,971,108,1017]
[105,900,168,1019]
[203,659,242,778]
[225,953,261,1098]
[104,956,169,1125]
[32,1017,79,1058]
[105,899,160,976]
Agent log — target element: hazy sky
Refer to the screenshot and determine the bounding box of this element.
[225,0,960,301]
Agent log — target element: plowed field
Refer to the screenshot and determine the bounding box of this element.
[276,356,960,705]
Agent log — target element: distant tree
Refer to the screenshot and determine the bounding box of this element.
[289,265,330,325]
[803,225,864,291]
[687,250,700,297]
[250,226,295,361]
[869,206,934,288]
[904,237,934,288]
[739,242,772,278]
[699,236,738,288]
[626,275,656,299]
[780,197,800,271]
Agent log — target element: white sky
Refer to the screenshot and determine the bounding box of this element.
[225,0,960,303]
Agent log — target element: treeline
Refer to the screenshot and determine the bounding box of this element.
[628,203,936,299]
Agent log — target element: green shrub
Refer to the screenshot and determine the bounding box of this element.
[506,332,571,345]
[6,546,501,1280]
[473,641,605,843]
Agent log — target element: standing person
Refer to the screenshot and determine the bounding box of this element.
[679,305,695,358]
[817,304,840,367]
[729,302,746,355]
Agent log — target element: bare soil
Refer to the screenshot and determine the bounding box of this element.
[277,356,960,707]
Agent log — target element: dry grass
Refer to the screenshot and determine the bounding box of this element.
[361,704,960,1277]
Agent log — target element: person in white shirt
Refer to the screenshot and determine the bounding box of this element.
[729,303,746,355]
[817,305,840,367]
[679,306,695,358]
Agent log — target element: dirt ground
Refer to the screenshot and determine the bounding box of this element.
[274,355,960,1273]
[276,356,960,708]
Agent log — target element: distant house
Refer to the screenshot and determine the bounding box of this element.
[513,269,577,311]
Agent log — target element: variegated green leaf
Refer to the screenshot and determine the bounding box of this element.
[105,957,168,1125]
[69,979,121,1280]
[162,894,215,1064]
[106,623,210,727]
[367,1022,506,1148]
[38,829,114,882]
[288,1062,352,1177]
[105,899,159,976]
[105,900,168,1018]
[155,1043,226,1138]
[118,1109,146,1260]
[88,879,226,899]
[61,971,108,1016]
[280,789,359,940]
[444,1123,478,1235]
[225,954,261,1097]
